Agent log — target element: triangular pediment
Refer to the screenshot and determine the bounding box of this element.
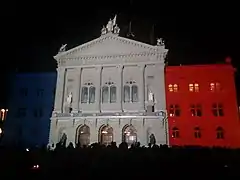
[55,33,166,59]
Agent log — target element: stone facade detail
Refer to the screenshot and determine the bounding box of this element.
[49,17,168,147]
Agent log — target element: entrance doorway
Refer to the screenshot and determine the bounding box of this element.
[99,125,113,146]
[76,125,90,146]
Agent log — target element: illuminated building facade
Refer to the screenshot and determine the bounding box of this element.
[165,60,240,148]
[49,16,168,147]
[2,73,56,147]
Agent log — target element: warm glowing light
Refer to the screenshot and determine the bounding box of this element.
[210,82,221,92]
[173,84,178,92]
[0,128,2,134]
[102,131,108,134]
[189,84,194,92]
[32,164,40,170]
[189,83,199,92]
[168,84,173,92]
[210,83,215,91]
[129,136,135,141]
[0,108,8,121]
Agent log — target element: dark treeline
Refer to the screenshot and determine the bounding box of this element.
[0,142,240,179]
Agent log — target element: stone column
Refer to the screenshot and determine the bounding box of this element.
[72,68,82,113]
[53,67,66,113]
[117,65,123,112]
[138,64,145,112]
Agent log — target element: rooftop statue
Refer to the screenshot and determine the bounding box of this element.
[58,44,67,53]
[113,24,120,34]
[101,15,120,35]
[106,18,113,32]
[101,25,107,35]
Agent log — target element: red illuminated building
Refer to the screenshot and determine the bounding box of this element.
[165,59,240,148]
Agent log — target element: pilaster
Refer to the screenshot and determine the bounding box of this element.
[117,65,123,112]
[53,67,66,113]
[72,68,82,113]
[138,64,145,112]
[96,67,102,113]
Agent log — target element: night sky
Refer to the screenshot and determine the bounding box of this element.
[1,1,240,107]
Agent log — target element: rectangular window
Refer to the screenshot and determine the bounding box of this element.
[169,104,181,117]
[210,82,221,92]
[172,128,180,138]
[173,84,178,92]
[81,87,88,103]
[131,85,138,102]
[110,86,117,103]
[124,85,130,102]
[102,86,109,103]
[212,103,224,116]
[190,104,202,117]
[34,108,43,118]
[17,108,27,118]
[168,84,173,92]
[194,128,201,138]
[189,83,199,92]
[37,89,44,97]
[168,84,178,92]
[89,86,96,103]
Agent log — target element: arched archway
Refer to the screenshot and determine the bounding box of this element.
[99,125,113,146]
[147,127,156,145]
[122,124,137,146]
[76,125,90,146]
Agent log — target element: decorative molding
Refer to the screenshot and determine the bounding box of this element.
[54,34,167,60]
[57,53,166,67]
[52,110,167,119]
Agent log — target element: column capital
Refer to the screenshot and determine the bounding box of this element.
[95,66,102,72]
[137,64,146,70]
[56,67,65,72]
[116,65,123,72]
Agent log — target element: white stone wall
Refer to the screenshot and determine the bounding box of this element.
[49,117,167,147]
[49,33,168,147]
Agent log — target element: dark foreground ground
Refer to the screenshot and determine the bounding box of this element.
[0,143,240,179]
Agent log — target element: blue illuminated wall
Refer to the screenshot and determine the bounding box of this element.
[3,72,56,148]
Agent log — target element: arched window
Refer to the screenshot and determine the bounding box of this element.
[124,85,130,102]
[122,125,137,146]
[89,86,95,103]
[99,125,113,146]
[132,85,138,102]
[102,86,109,103]
[110,86,117,103]
[194,127,201,138]
[81,87,88,103]
[76,125,90,146]
[216,127,224,139]
[172,127,179,138]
